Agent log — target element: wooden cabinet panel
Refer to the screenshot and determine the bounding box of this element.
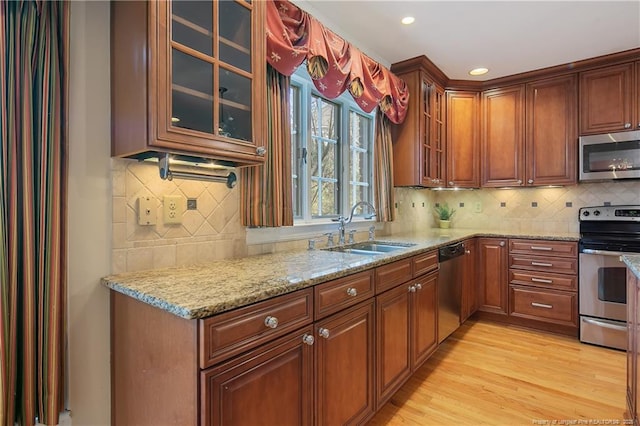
[375,257,413,294]
[446,91,480,188]
[509,254,578,275]
[201,327,314,426]
[314,270,374,320]
[481,85,525,187]
[509,270,576,291]
[526,75,577,185]
[580,62,635,134]
[627,268,637,421]
[509,239,577,258]
[461,238,478,322]
[376,283,412,405]
[413,250,439,277]
[316,301,376,426]
[509,286,577,327]
[199,288,313,368]
[478,238,508,315]
[412,272,438,369]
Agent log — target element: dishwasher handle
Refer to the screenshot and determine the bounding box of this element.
[439,242,466,262]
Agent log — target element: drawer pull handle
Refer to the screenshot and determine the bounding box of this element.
[415,283,423,290]
[318,328,330,339]
[531,277,553,284]
[264,316,279,329]
[346,287,357,297]
[531,302,553,309]
[408,285,417,293]
[531,262,553,267]
[302,334,315,346]
[530,246,552,251]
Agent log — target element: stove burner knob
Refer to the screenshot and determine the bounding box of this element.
[582,211,590,217]
[593,210,601,216]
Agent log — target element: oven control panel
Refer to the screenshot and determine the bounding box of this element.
[580,205,640,221]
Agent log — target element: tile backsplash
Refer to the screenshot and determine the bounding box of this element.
[111,159,639,273]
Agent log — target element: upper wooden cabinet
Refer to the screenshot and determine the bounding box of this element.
[111,0,266,165]
[579,61,639,135]
[482,76,577,187]
[391,61,446,187]
[446,91,480,188]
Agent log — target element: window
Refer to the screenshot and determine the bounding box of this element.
[290,68,375,223]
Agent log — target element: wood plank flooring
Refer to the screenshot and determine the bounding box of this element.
[368,319,627,426]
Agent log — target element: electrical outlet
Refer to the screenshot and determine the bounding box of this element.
[137,196,156,225]
[474,201,482,213]
[163,195,185,224]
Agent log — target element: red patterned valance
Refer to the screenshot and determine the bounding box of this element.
[266,0,409,124]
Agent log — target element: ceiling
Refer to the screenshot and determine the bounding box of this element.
[296,1,640,81]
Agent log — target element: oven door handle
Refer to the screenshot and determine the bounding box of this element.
[582,317,628,332]
[581,248,625,257]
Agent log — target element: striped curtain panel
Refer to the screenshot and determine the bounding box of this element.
[0,1,68,425]
[240,65,293,227]
[374,108,396,222]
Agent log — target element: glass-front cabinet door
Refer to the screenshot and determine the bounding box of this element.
[155,0,265,163]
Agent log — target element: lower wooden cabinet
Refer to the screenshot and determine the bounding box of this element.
[201,326,314,426]
[315,300,376,426]
[376,271,438,407]
[461,238,478,322]
[477,238,509,315]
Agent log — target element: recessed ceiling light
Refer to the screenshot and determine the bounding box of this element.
[401,16,415,25]
[469,67,489,76]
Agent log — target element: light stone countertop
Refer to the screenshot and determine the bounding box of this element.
[623,255,640,279]
[102,228,580,320]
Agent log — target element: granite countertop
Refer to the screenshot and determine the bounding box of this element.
[623,255,640,279]
[102,228,579,320]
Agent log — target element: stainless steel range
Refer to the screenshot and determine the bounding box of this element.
[579,205,640,350]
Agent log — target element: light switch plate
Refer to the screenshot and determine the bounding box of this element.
[163,195,185,224]
[138,196,156,225]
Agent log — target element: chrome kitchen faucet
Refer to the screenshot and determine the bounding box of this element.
[332,201,377,245]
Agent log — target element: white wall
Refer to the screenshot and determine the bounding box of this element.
[67,1,111,424]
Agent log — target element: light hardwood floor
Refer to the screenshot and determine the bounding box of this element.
[368,319,628,426]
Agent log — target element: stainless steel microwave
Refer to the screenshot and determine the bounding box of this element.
[579,130,640,181]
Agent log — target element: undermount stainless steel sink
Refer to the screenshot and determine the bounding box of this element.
[324,241,416,256]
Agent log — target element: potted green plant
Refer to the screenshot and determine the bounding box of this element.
[434,203,456,229]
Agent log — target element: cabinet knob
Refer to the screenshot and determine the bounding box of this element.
[448,181,455,186]
[465,250,471,254]
[264,316,279,329]
[318,327,330,339]
[408,285,417,293]
[624,123,632,129]
[302,334,315,346]
[516,179,522,185]
[499,241,505,247]
[346,287,357,297]
[527,179,534,184]
[415,283,423,290]
[256,146,267,156]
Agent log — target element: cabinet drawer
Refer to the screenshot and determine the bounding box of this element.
[413,251,438,277]
[199,288,313,368]
[509,286,577,326]
[376,258,413,294]
[509,239,577,258]
[314,270,374,320]
[509,270,577,291]
[509,254,577,275]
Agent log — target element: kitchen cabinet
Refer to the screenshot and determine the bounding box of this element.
[461,238,478,323]
[580,61,639,135]
[482,76,577,187]
[376,252,438,406]
[477,238,509,316]
[627,268,639,424]
[446,91,480,188]
[391,63,446,187]
[111,0,266,165]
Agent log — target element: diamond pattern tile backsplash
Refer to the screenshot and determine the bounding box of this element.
[111,157,639,273]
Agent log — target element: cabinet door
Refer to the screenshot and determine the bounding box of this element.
[202,327,314,426]
[481,85,525,187]
[461,238,478,322]
[412,272,438,370]
[579,62,635,134]
[316,301,375,426]
[478,238,508,315]
[627,268,636,420]
[526,75,577,186]
[376,284,411,406]
[431,83,446,186]
[446,91,480,188]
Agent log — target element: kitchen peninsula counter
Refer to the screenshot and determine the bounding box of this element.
[624,254,640,279]
[102,229,579,319]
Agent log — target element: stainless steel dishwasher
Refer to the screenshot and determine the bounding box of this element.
[438,242,465,343]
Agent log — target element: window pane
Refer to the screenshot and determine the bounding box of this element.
[348,111,372,211]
